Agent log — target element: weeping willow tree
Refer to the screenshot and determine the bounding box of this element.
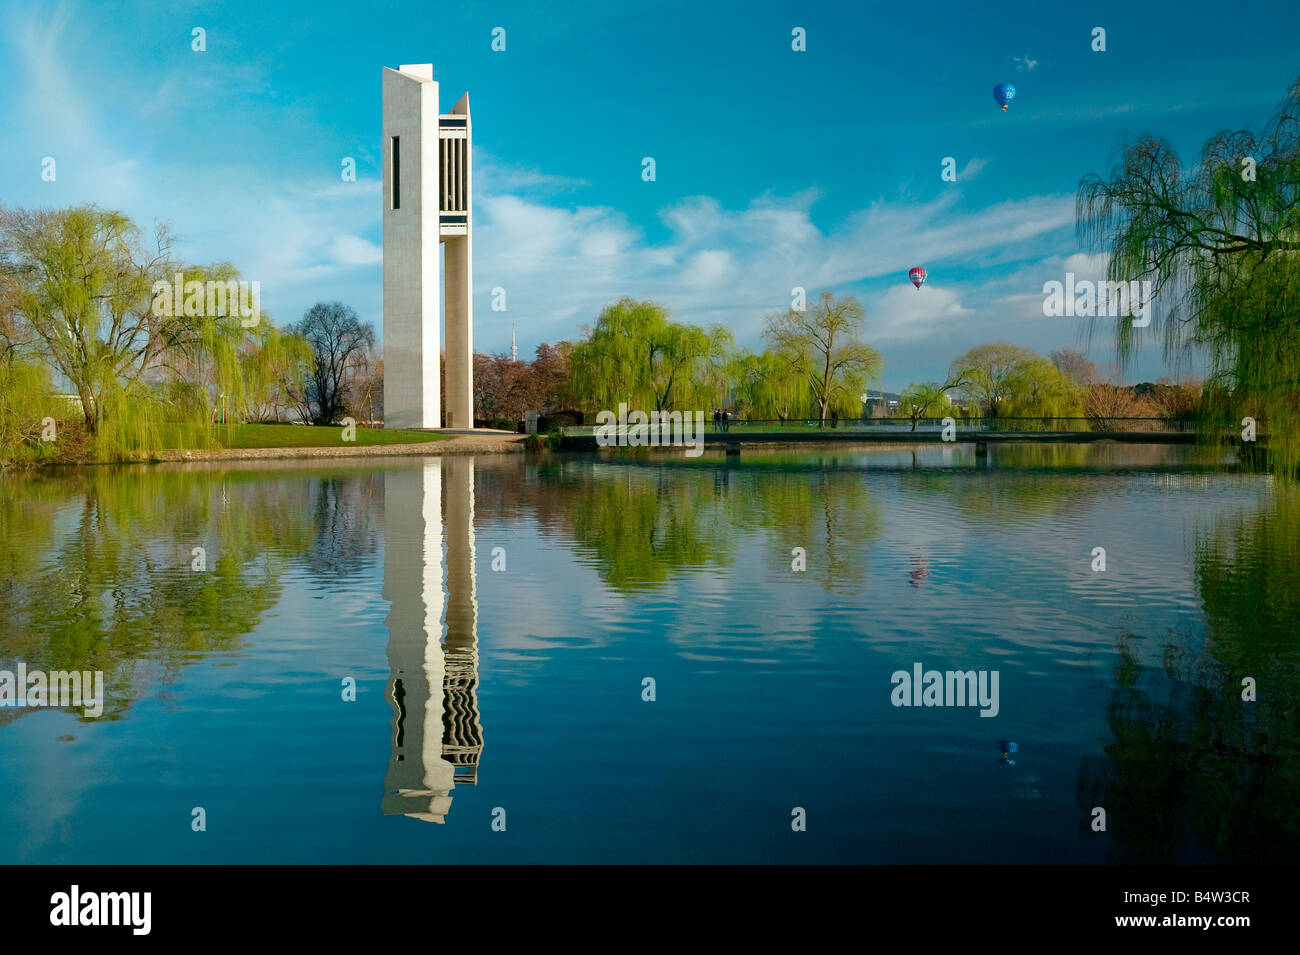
[237,322,313,422]
[0,205,295,461]
[1000,357,1084,420]
[0,207,178,431]
[1077,76,1300,474]
[568,298,733,413]
[730,348,806,420]
[169,262,312,427]
[0,205,218,460]
[0,354,64,465]
[0,268,55,463]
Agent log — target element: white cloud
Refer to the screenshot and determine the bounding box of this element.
[1060,252,1111,277]
[330,235,382,267]
[868,283,975,344]
[472,185,1077,366]
[1012,54,1039,72]
[475,150,591,195]
[680,249,734,288]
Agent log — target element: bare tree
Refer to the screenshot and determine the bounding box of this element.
[1083,383,1143,427]
[350,352,384,425]
[1050,347,1097,386]
[290,302,375,425]
[1145,377,1202,419]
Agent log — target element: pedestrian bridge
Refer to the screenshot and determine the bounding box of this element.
[556,417,1243,452]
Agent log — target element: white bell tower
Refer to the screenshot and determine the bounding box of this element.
[382,63,474,429]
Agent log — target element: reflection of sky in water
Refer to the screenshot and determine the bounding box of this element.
[0,447,1292,863]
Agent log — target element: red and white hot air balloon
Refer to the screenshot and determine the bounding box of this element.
[908,266,927,290]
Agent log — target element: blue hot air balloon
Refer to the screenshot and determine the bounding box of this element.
[993,83,1016,112]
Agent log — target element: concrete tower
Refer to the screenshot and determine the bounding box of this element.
[382,64,474,429]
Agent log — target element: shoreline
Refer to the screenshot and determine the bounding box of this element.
[4,433,527,469]
[159,432,527,461]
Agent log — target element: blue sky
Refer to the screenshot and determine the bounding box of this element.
[3,0,1298,389]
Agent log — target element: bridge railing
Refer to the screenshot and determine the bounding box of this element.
[559,416,1199,436]
[704,416,1200,434]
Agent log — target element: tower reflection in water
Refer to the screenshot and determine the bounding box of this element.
[381,458,482,823]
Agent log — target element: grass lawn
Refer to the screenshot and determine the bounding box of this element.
[215,424,451,449]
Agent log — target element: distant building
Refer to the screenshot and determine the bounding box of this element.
[864,390,901,416]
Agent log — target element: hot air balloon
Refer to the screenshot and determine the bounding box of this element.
[909,266,927,290]
[993,82,1015,111]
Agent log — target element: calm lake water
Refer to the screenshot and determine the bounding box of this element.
[1,444,1297,864]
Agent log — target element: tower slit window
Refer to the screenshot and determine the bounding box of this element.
[391,136,400,210]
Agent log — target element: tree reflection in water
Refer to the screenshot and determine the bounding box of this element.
[1078,486,1300,862]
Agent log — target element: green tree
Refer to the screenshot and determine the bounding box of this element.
[730,348,805,421]
[160,261,307,426]
[948,343,1037,417]
[0,354,61,465]
[1001,357,1083,418]
[762,291,881,425]
[0,205,186,435]
[569,298,732,413]
[236,322,314,423]
[897,380,960,431]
